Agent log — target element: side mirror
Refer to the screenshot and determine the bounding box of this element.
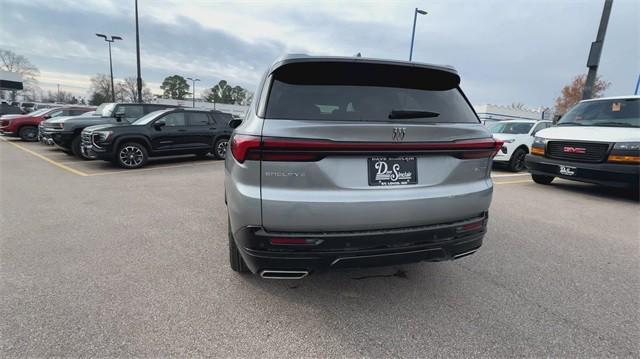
[114,108,126,121]
[154,120,166,129]
[43,115,51,119]
[228,119,242,129]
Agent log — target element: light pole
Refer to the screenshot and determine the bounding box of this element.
[135,0,143,103]
[96,33,122,102]
[582,0,613,100]
[409,8,427,61]
[186,77,200,108]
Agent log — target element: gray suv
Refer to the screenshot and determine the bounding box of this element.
[225,55,502,279]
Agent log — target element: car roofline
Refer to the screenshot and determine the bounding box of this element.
[268,54,459,76]
[580,95,640,103]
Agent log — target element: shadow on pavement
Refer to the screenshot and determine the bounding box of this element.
[550,181,639,203]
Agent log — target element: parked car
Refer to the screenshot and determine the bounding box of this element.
[0,102,22,116]
[82,108,235,168]
[224,55,503,278]
[0,106,94,141]
[19,102,35,113]
[490,119,552,171]
[40,102,176,159]
[526,95,639,190]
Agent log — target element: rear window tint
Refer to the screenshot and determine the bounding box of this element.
[265,80,478,123]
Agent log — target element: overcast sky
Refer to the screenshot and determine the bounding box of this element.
[1,0,638,107]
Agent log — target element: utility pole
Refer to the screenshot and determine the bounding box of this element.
[135,0,143,103]
[582,0,613,100]
[57,84,60,102]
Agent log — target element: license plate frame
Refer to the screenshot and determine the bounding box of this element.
[367,156,418,186]
[558,164,577,176]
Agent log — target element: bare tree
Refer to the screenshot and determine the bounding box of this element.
[554,74,610,115]
[0,49,41,101]
[117,77,154,102]
[89,74,118,105]
[509,102,527,110]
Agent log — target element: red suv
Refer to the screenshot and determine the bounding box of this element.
[0,106,94,141]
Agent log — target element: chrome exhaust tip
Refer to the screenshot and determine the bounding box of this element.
[260,270,309,280]
[453,249,477,260]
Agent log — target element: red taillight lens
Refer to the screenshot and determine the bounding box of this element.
[231,136,503,162]
[230,134,261,163]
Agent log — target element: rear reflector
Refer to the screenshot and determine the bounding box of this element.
[463,222,483,230]
[231,135,504,162]
[270,237,323,245]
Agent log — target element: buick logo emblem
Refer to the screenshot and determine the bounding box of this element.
[563,146,586,154]
[392,127,406,142]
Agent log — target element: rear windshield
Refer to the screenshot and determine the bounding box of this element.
[265,62,477,123]
[558,98,639,128]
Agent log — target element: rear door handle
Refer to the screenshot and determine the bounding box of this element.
[177,129,187,132]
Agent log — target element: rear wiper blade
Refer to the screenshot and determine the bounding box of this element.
[388,110,440,119]
[556,122,584,126]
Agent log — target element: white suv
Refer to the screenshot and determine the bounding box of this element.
[490,120,552,171]
[526,96,639,190]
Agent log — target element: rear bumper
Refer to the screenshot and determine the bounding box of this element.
[233,213,488,274]
[525,154,639,189]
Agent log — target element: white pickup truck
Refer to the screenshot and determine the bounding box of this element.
[525,95,639,191]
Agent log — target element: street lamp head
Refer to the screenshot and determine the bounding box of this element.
[96,33,107,40]
[416,9,427,15]
[111,36,123,41]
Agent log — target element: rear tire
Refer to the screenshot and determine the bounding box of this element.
[532,174,554,185]
[18,126,38,142]
[116,142,148,169]
[229,216,249,273]
[508,148,527,172]
[213,138,229,160]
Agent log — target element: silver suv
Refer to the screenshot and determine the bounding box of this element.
[225,55,502,279]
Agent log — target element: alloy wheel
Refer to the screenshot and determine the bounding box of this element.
[216,140,228,158]
[119,146,144,167]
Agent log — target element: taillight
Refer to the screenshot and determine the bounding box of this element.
[231,136,503,162]
[230,134,261,163]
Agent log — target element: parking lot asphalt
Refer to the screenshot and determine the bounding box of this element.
[1,138,638,357]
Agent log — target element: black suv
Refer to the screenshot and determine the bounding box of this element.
[82,108,237,168]
[40,102,175,159]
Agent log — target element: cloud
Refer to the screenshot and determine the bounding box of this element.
[1,0,638,106]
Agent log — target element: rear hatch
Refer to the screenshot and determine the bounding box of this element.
[256,60,497,232]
